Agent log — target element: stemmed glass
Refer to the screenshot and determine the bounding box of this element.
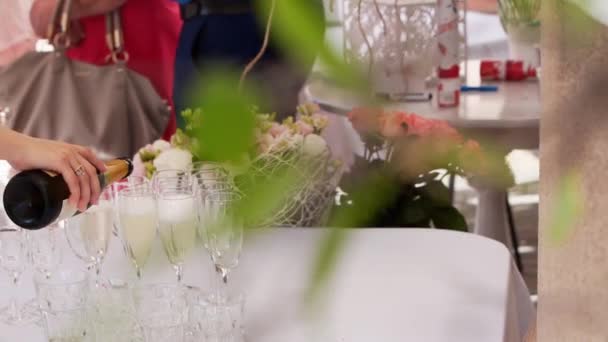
[65,189,114,286]
[191,162,229,189]
[153,169,191,193]
[205,191,243,301]
[111,176,149,238]
[116,183,158,280]
[195,181,237,248]
[156,182,197,283]
[0,226,38,325]
[27,223,63,279]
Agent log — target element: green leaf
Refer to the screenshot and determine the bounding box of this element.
[235,165,300,228]
[399,199,428,225]
[328,170,398,228]
[422,180,452,208]
[431,206,468,232]
[188,69,261,163]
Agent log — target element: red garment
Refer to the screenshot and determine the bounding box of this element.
[67,0,182,140]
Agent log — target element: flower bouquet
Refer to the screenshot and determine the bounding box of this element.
[332,107,513,230]
[133,104,342,227]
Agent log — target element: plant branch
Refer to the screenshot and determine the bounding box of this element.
[239,0,277,91]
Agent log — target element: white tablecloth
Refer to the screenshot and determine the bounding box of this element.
[0,228,534,342]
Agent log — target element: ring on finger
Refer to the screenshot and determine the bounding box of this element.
[74,165,86,177]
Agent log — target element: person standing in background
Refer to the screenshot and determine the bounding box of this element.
[30,0,182,140]
[173,0,325,124]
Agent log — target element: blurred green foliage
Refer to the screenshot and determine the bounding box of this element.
[557,0,604,45]
[254,0,369,92]
[548,172,584,245]
[186,69,260,163]
[499,0,540,25]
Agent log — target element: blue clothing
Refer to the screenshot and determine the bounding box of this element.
[173,5,324,127]
[173,13,277,127]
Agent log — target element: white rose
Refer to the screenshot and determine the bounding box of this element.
[153,148,193,171]
[152,139,172,152]
[289,134,304,149]
[302,134,328,157]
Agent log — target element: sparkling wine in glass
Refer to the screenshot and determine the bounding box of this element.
[110,176,149,238]
[117,184,158,280]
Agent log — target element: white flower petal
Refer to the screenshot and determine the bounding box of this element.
[153,149,193,171]
[152,140,172,152]
[302,134,328,157]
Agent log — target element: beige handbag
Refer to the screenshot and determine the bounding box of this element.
[0,0,170,158]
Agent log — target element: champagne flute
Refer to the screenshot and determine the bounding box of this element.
[153,169,192,194]
[0,226,38,325]
[157,184,197,283]
[205,191,243,301]
[111,176,149,237]
[65,189,114,286]
[195,181,236,247]
[27,223,62,279]
[191,162,229,190]
[116,183,158,280]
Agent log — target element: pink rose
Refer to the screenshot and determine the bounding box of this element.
[132,153,146,178]
[258,133,275,153]
[429,120,462,142]
[380,111,409,138]
[269,123,288,138]
[295,121,314,136]
[463,139,481,153]
[402,114,435,137]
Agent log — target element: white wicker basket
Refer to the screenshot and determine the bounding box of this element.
[342,0,467,99]
[247,151,341,227]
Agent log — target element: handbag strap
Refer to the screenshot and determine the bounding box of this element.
[46,0,127,64]
[105,10,129,64]
[47,0,72,49]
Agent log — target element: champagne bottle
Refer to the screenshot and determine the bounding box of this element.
[2,158,133,230]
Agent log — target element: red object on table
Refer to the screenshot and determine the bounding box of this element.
[436,0,461,108]
[438,65,461,108]
[67,0,182,141]
[480,60,538,81]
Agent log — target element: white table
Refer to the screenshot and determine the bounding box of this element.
[0,228,534,342]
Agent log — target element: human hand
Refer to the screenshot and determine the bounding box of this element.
[7,136,107,212]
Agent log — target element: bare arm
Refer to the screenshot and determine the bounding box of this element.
[30,0,126,38]
[467,0,498,14]
[0,126,107,210]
